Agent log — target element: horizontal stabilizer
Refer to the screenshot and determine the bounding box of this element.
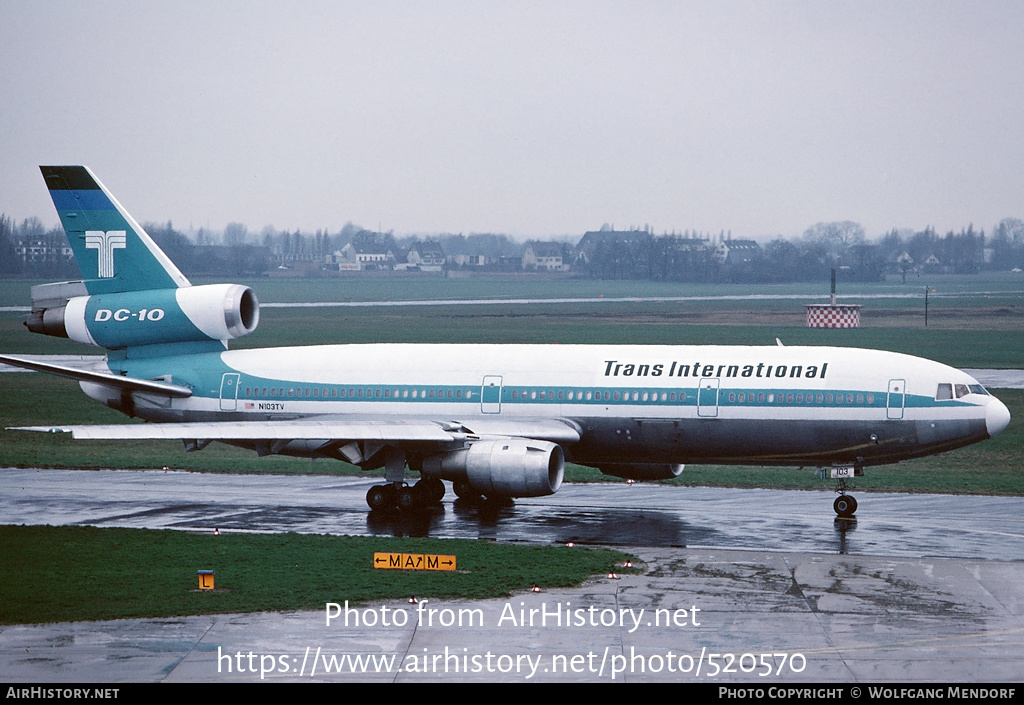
[0,354,193,398]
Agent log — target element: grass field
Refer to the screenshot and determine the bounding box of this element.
[4,271,1024,307]
[0,526,636,624]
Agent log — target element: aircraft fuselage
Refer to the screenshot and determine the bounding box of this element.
[96,342,1007,469]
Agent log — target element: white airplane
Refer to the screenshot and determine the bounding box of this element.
[1,166,1011,518]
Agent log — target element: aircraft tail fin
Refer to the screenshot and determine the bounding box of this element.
[40,166,190,294]
[27,167,258,353]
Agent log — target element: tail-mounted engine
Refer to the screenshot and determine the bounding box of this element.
[26,281,259,349]
[422,439,565,497]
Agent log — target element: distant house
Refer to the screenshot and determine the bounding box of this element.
[405,241,445,271]
[669,237,711,254]
[895,252,914,268]
[923,254,943,273]
[493,255,524,272]
[522,242,569,271]
[447,253,489,268]
[13,235,73,265]
[339,242,394,270]
[715,239,761,265]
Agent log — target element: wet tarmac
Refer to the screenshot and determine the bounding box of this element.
[3,468,1024,561]
[3,468,1024,682]
[3,547,1023,683]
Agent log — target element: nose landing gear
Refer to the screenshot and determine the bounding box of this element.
[818,464,862,519]
[833,490,858,518]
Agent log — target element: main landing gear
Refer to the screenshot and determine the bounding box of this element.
[366,478,445,511]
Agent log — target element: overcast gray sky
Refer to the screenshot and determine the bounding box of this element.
[2,1,1022,240]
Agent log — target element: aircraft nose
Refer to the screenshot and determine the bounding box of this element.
[986,396,1011,437]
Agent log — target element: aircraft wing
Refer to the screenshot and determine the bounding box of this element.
[0,354,193,398]
[11,416,582,444]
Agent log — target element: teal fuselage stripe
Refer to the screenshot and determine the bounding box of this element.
[217,379,971,410]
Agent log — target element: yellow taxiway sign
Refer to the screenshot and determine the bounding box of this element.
[373,552,457,571]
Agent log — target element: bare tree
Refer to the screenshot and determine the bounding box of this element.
[223,222,249,247]
[802,221,865,261]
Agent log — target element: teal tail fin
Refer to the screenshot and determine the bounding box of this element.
[40,166,190,294]
[29,166,258,353]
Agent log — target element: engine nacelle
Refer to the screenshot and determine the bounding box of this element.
[27,283,259,349]
[422,439,564,497]
[599,463,684,481]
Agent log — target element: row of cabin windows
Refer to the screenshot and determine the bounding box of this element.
[728,392,875,405]
[241,386,688,402]
[238,386,894,406]
[244,387,472,399]
[510,389,687,402]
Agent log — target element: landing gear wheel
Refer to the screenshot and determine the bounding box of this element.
[397,485,420,510]
[453,480,476,500]
[833,495,858,518]
[418,478,445,504]
[367,484,395,511]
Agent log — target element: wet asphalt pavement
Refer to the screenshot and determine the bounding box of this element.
[2,468,1023,561]
[3,468,1024,683]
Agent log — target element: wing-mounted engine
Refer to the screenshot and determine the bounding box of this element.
[26,281,259,349]
[422,438,565,497]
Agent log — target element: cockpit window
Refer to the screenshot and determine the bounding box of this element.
[937,382,988,400]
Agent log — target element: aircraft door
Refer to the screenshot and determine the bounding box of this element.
[887,378,905,419]
[697,377,720,417]
[481,375,502,414]
[219,372,241,411]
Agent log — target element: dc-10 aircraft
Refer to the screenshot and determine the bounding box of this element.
[2,166,1011,518]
